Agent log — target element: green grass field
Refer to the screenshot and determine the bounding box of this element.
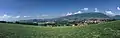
[0,21,120,38]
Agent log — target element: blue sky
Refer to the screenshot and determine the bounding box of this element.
[0,0,120,21]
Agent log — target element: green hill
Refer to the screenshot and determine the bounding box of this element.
[0,21,120,38]
[19,12,110,22]
[56,12,110,21]
[113,15,120,20]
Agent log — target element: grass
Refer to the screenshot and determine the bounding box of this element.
[0,21,120,38]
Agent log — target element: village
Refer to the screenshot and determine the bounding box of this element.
[36,18,115,26]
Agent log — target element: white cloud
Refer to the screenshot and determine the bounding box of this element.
[105,11,113,14]
[3,14,7,16]
[0,14,32,21]
[105,11,115,16]
[66,12,72,16]
[94,8,99,12]
[77,11,82,13]
[0,14,13,21]
[74,13,77,14]
[117,7,120,10]
[74,11,82,14]
[0,14,12,18]
[23,16,30,18]
[81,8,88,11]
[14,16,20,18]
[65,11,82,16]
[0,14,21,19]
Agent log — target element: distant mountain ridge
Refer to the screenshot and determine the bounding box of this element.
[19,12,113,22]
[113,15,120,20]
[54,12,110,21]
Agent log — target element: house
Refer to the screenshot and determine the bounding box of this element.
[71,18,110,26]
[84,18,110,24]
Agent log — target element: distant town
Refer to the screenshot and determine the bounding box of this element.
[0,12,119,27]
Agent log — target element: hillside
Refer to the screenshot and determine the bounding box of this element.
[53,12,110,21]
[113,15,120,20]
[20,12,110,22]
[0,20,120,38]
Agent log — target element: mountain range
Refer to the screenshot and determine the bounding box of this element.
[54,12,110,21]
[18,12,120,22]
[113,15,120,20]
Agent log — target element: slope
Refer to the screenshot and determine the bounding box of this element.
[55,12,110,21]
[113,15,120,20]
[0,21,120,38]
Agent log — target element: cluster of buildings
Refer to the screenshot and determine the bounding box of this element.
[37,18,114,26]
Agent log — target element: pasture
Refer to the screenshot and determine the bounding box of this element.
[0,21,120,38]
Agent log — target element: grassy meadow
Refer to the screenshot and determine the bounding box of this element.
[0,21,120,38]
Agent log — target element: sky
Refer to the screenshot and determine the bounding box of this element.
[0,0,120,21]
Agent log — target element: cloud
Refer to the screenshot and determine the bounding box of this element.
[105,11,114,14]
[14,16,20,18]
[0,14,12,18]
[105,11,115,16]
[23,16,30,18]
[94,8,99,12]
[0,14,22,19]
[74,11,82,14]
[0,14,12,21]
[81,8,88,11]
[117,7,120,10]
[0,14,32,21]
[66,12,73,16]
[65,11,82,16]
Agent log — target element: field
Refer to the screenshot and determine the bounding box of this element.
[0,21,120,38]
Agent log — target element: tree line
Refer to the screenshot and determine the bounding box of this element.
[0,18,116,26]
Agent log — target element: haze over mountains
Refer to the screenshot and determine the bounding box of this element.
[19,12,120,22]
[113,15,120,20]
[56,12,110,20]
